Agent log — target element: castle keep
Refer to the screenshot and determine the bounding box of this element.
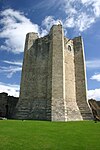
[15,24,92,121]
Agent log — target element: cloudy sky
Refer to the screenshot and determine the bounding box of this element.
[0,0,100,100]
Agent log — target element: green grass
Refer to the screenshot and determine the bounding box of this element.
[0,120,100,150]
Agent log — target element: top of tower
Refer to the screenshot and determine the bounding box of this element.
[26,32,38,37]
[57,20,62,25]
[50,23,63,32]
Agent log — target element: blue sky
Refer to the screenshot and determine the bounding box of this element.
[0,0,100,100]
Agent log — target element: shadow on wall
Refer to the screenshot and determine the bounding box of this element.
[0,92,18,119]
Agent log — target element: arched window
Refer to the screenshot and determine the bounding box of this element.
[68,45,71,51]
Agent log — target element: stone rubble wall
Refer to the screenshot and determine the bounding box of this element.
[0,92,18,118]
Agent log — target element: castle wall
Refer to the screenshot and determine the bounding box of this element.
[0,93,8,117]
[0,93,18,118]
[73,37,92,120]
[16,33,52,120]
[50,25,66,121]
[15,25,92,121]
[7,96,18,118]
[64,38,82,121]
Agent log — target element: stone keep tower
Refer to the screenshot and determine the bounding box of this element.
[15,25,92,121]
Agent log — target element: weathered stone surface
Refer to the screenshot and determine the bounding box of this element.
[88,99,100,121]
[73,37,92,120]
[0,92,18,118]
[15,25,92,121]
[0,93,8,117]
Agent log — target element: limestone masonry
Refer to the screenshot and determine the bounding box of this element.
[14,24,92,121]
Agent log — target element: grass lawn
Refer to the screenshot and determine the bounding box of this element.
[0,120,100,150]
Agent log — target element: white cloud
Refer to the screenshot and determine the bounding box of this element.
[88,88,100,100]
[62,0,97,32]
[0,82,19,97]
[40,28,48,37]
[90,74,100,82]
[0,9,39,53]
[0,66,22,78]
[34,0,63,10]
[63,0,77,15]
[76,13,95,31]
[3,60,22,66]
[42,16,62,32]
[0,1,100,54]
[93,1,100,17]
[40,0,99,33]
[81,0,100,17]
[0,60,22,78]
[64,17,75,28]
[64,13,95,32]
[86,60,100,69]
[81,0,93,4]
